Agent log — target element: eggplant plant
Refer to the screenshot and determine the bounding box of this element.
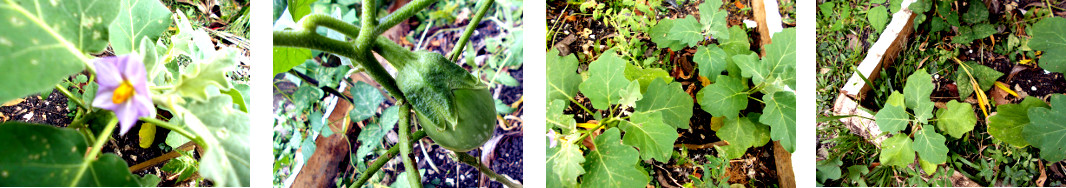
[272,0,520,187]
[0,0,250,186]
[546,1,796,187]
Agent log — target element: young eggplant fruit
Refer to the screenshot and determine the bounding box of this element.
[391,50,497,152]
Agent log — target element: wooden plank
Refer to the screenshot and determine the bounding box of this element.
[753,1,794,187]
[840,0,918,99]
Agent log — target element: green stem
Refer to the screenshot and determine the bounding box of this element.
[373,0,441,36]
[274,30,405,101]
[55,84,90,112]
[449,0,496,61]
[139,117,206,149]
[352,131,427,188]
[397,101,422,186]
[70,116,118,186]
[355,0,379,52]
[456,152,523,188]
[298,14,362,40]
[371,36,417,70]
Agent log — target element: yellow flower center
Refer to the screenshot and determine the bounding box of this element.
[112,80,135,104]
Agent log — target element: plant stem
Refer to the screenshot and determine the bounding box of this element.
[374,0,441,36]
[455,152,523,188]
[355,0,379,52]
[274,30,406,101]
[397,101,422,186]
[70,116,117,186]
[139,117,206,149]
[352,131,427,188]
[298,14,362,40]
[449,0,496,61]
[55,84,90,111]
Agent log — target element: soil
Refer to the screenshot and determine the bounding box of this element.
[0,89,73,126]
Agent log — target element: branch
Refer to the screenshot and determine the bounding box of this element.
[352,131,427,188]
[397,101,422,186]
[456,152,523,188]
[449,0,496,61]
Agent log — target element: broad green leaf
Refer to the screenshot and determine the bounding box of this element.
[309,111,333,137]
[617,81,642,108]
[0,0,120,102]
[904,69,935,124]
[918,158,937,175]
[1025,94,1066,162]
[582,128,649,188]
[174,48,239,101]
[816,158,842,182]
[350,81,384,122]
[636,78,693,129]
[547,134,584,187]
[694,45,728,81]
[273,47,312,76]
[846,165,870,186]
[548,99,577,133]
[623,64,671,93]
[761,28,797,89]
[867,6,888,34]
[716,115,770,159]
[621,112,678,162]
[912,128,948,164]
[355,107,397,170]
[698,0,729,40]
[698,75,748,119]
[288,0,316,20]
[961,0,987,24]
[0,122,159,186]
[548,49,582,103]
[668,16,703,47]
[761,91,796,152]
[988,97,1048,147]
[181,95,251,186]
[936,100,977,138]
[108,0,173,55]
[649,19,686,51]
[170,11,216,61]
[734,52,763,79]
[1030,17,1066,73]
[578,50,631,110]
[955,61,1003,99]
[875,91,909,133]
[970,23,996,40]
[879,134,915,168]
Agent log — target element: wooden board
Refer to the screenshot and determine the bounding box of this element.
[753,1,794,187]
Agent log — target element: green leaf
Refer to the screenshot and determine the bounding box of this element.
[989,97,1048,147]
[970,23,996,40]
[668,16,703,47]
[879,134,915,168]
[623,64,672,93]
[846,165,870,186]
[912,128,948,164]
[108,0,173,55]
[174,48,239,101]
[635,78,693,129]
[761,91,796,152]
[649,19,686,51]
[904,69,935,124]
[582,128,649,188]
[309,111,333,137]
[350,81,384,122]
[955,61,1003,99]
[918,158,938,175]
[0,0,120,102]
[273,47,312,76]
[698,75,748,119]
[0,122,159,186]
[180,95,250,186]
[161,152,198,182]
[936,100,977,138]
[875,91,910,133]
[547,49,582,103]
[547,134,584,187]
[697,0,729,40]
[548,99,577,133]
[961,0,987,24]
[816,158,842,182]
[867,6,888,34]
[617,81,643,108]
[288,0,315,21]
[1024,94,1066,162]
[734,52,763,79]
[716,115,770,159]
[355,107,397,170]
[694,45,728,81]
[1029,17,1066,73]
[621,112,678,162]
[761,28,797,89]
[578,50,631,110]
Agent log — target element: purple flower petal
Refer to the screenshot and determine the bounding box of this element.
[92,55,155,136]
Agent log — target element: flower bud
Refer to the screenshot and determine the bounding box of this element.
[396,51,497,152]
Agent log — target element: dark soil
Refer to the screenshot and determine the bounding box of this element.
[0,90,72,126]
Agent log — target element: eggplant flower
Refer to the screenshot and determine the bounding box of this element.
[92,55,155,135]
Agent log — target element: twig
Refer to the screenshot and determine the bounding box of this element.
[456,152,522,188]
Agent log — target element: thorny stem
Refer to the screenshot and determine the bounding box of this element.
[55,84,91,112]
[355,0,378,52]
[449,0,496,61]
[397,101,422,186]
[456,152,523,188]
[274,29,406,101]
[70,116,117,186]
[352,131,427,188]
[140,117,207,150]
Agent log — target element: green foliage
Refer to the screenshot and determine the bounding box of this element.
[108,0,173,55]
[0,0,119,102]
[699,75,748,119]
[0,122,159,186]
[912,128,948,164]
[180,95,251,187]
[668,16,704,47]
[697,0,729,40]
[581,128,650,188]
[716,115,771,159]
[620,112,678,162]
[988,97,1048,147]
[1024,94,1066,162]
[634,78,692,129]
[547,133,584,187]
[904,69,935,124]
[762,92,797,152]
[694,45,728,81]
[955,61,1002,100]
[350,81,385,122]
[880,134,915,168]
[875,91,909,133]
[936,100,977,138]
[648,19,685,51]
[579,50,632,110]
[1029,17,1066,73]
[867,6,888,34]
[547,49,581,103]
